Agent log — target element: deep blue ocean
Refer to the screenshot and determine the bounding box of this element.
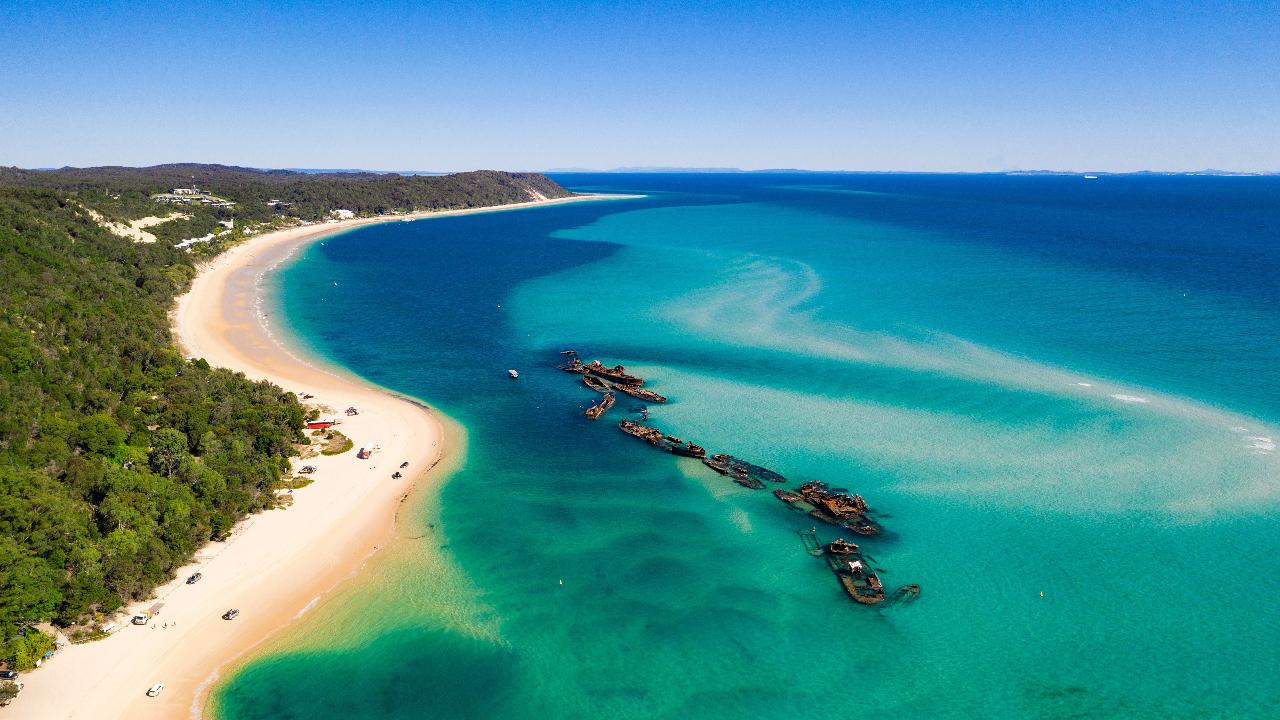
[213,174,1280,719]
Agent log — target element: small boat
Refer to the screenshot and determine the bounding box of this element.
[582,375,612,393]
[560,349,578,355]
[584,393,616,420]
[508,369,519,379]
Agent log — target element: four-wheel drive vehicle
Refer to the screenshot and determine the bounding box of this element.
[222,609,240,620]
[186,572,203,584]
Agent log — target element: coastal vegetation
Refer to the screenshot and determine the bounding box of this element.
[281,477,314,491]
[3,630,55,672]
[319,431,354,456]
[0,166,573,660]
[0,164,573,254]
[0,187,305,651]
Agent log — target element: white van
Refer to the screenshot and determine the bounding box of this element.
[131,614,149,625]
[147,683,164,697]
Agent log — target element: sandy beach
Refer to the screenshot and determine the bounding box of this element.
[13,193,627,719]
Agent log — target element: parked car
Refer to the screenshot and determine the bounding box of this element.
[131,614,150,625]
[146,683,164,697]
[0,671,17,680]
[222,609,239,620]
[186,572,202,585]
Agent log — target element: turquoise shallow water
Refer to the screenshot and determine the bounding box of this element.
[215,175,1280,719]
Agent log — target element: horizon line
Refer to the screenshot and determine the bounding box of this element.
[10,163,1280,177]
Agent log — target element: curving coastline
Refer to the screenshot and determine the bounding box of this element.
[14,193,631,719]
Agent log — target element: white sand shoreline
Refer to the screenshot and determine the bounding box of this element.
[13,192,635,719]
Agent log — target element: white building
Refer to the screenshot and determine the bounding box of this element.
[331,209,355,220]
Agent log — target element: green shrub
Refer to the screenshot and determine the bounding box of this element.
[0,680,20,706]
[4,630,55,671]
[320,432,354,456]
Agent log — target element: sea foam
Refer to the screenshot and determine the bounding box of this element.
[1110,393,1150,403]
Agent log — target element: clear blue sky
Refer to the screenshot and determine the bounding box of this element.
[1,0,1277,172]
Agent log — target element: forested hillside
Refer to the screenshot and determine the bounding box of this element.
[0,165,573,225]
[0,166,573,668]
[0,189,306,653]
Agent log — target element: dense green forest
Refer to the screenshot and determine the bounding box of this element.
[0,188,305,657]
[0,167,572,666]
